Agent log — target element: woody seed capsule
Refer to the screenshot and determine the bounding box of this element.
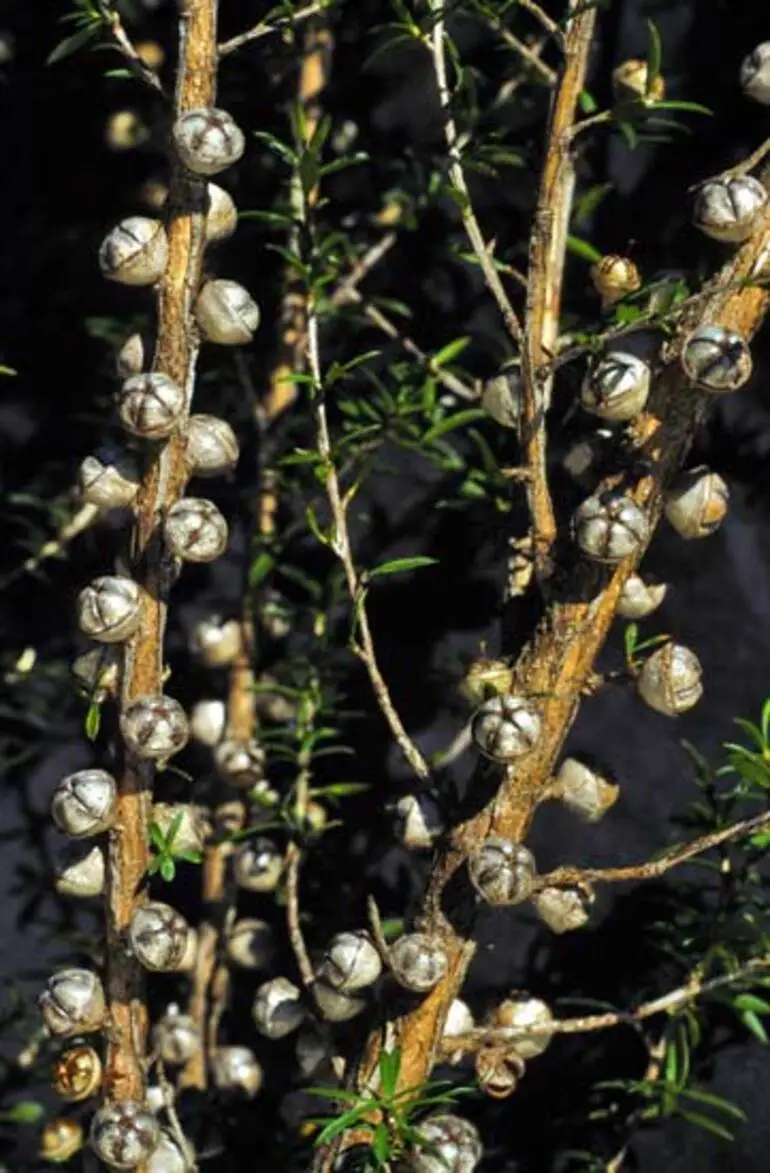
[163,497,229,563]
[120,693,189,761]
[117,373,186,439]
[76,575,142,643]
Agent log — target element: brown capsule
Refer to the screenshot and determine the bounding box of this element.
[612,59,665,103]
[40,1117,84,1163]
[475,1047,525,1099]
[590,255,642,310]
[52,1046,103,1102]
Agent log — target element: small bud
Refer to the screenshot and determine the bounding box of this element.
[40,1118,84,1163]
[590,254,641,310]
[214,738,267,790]
[234,837,284,892]
[189,698,227,746]
[392,792,445,850]
[225,918,276,970]
[190,615,242,667]
[612,59,665,103]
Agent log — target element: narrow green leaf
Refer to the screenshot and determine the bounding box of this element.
[368,556,438,580]
[0,366,17,376]
[249,551,275,588]
[378,1046,402,1098]
[677,1110,735,1142]
[47,23,99,64]
[645,20,663,91]
[422,409,486,444]
[579,89,599,114]
[85,701,101,742]
[373,1123,390,1163]
[431,336,471,368]
[160,857,176,883]
[741,1009,768,1043]
[566,234,603,262]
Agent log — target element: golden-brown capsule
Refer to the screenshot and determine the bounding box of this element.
[40,1117,84,1163]
[612,59,665,103]
[590,255,641,310]
[52,1045,103,1102]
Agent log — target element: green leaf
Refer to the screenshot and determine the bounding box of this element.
[0,1101,44,1125]
[367,556,439,579]
[373,1122,390,1164]
[623,622,639,660]
[566,234,603,263]
[160,857,176,883]
[85,701,101,742]
[677,1110,736,1142]
[651,100,712,116]
[431,336,471,368]
[579,89,599,114]
[249,551,275,588]
[0,365,17,376]
[645,20,663,93]
[47,23,99,65]
[422,409,486,445]
[379,1046,402,1098]
[148,823,166,851]
[742,1009,769,1043]
[252,130,298,166]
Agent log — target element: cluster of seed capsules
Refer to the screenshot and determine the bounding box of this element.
[37,39,770,1173]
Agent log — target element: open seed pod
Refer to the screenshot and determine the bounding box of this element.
[392,791,445,850]
[317,930,382,993]
[76,575,142,643]
[99,216,167,286]
[616,574,667,619]
[163,497,229,563]
[225,918,276,970]
[475,1047,525,1099]
[681,325,752,394]
[39,968,106,1037]
[410,1114,483,1173]
[51,769,117,838]
[52,1045,103,1103]
[173,107,245,175]
[189,698,227,746]
[234,836,284,891]
[443,999,475,1065]
[553,758,619,823]
[211,1046,263,1097]
[637,642,703,715]
[693,175,768,243]
[741,42,770,105]
[252,976,305,1039]
[55,845,105,899]
[214,738,267,790]
[190,615,242,667]
[533,884,595,933]
[78,448,140,511]
[184,413,239,477]
[40,1118,84,1164]
[117,373,185,440]
[204,182,239,241]
[195,278,260,345]
[148,1131,193,1173]
[471,694,541,762]
[489,993,554,1059]
[153,1005,202,1065]
[312,980,369,1023]
[89,1100,161,1169]
[72,645,121,703]
[573,491,649,563]
[468,837,536,906]
[664,467,729,539]
[128,901,197,972]
[580,351,650,421]
[481,368,522,429]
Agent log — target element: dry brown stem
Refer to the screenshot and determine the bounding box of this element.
[218,1,329,58]
[106,0,218,1112]
[312,183,770,1169]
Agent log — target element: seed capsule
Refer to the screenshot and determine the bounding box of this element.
[312,979,369,1023]
[693,175,768,243]
[185,413,240,477]
[51,769,117,838]
[664,467,729,539]
[189,698,227,746]
[252,976,305,1039]
[554,758,619,823]
[190,615,242,667]
[78,449,140,511]
[40,1118,84,1163]
[225,918,277,970]
[471,694,541,762]
[120,693,190,761]
[411,1114,483,1173]
[173,107,245,175]
[195,278,261,346]
[205,182,239,241]
[55,845,105,899]
[480,369,522,429]
[468,837,536,906]
[389,933,447,993]
[573,491,649,563]
[115,331,147,378]
[616,574,667,619]
[637,642,703,716]
[148,1131,193,1173]
[117,373,186,439]
[590,254,641,310]
[153,1005,202,1065]
[89,1100,161,1169]
[611,58,665,103]
[580,352,650,421]
[741,42,770,105]
[234,837,284,892]
[99,216,168,286]
[318,930,382,993]
[392,792,445,850]
[129,901,197,972]
[52,1045,103,1102]
[39,968,106,1037]
[214,738,267,790]
[489,993,554,1059]
[475,1047,525,1099]
[211,1046,263,1097]
[681,325,752,394]
[443,999,475,1064]
[76,575,142,643]
[534,884,594,933]
[163,497,229,563]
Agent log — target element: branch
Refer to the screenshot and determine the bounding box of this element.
[106,0,217,1107]
[218,2,329,58]
[536,809,770,891]
[97,1,165,93]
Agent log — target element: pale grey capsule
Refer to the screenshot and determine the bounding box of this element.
[190,615,242,666]
[554,758,619,823]
[443,999,475,1065]
[580,351,650,421]
[573,491,649,563]
[252,976,305,1039]
[533,885,594,933]
[195,278,260,345]
[152,1005,202,1065]
[89,1101,161,1169]
[225,918,276,970]
[115,331,146,378]
[39,968,106,1037]
[471,694,541,762]
[318,930,382,992]
[468,837,536,906]
[189,698,226,746]
[163,497,229,562]
[117,373,185,439]
[389,933,447,993]
[99,216,167,286]
[681,325,752,393]
[664,467,729,539]
[214,738,267,790]
[489,993,554,1059]
[740,42,770,105]
[185,414,239,477]
[76,575,142,643]
[72,646,121,703]
[694,176,768,243]
[637,642,703,716]
[129,901,197,973]
[148,1130,192,1173]
[78,449,140,510]
[392,792,445,850]
[411,1114,483,1173]
[173,107,245,176]
[55,845,105,899]
[233,837,283,892]
[481,369,522,429]
[616,574,667,619]
[51,769,117,838]
[120,693,189,761]
[312,980,368,1023]
[205,182,239,242]
[210,1047,263,1097]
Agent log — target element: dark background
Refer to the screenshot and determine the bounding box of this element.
[3,0,770,1169]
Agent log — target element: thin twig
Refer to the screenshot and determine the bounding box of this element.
[97,1,165,93]
[536,809,770,892]
[285,698,317,988]
[218,1,329,57]
[518,0,563,40]
[442,953,770,1055]
[0,501,101,589]
[427,0,524,348]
